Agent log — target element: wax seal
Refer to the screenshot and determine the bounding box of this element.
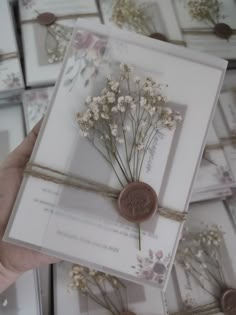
[37,12,57,26]
[221,288,236,315]
[149,32,168,42]
[118,182,158,223]
[119,312,136,315]
[214,23,232,39]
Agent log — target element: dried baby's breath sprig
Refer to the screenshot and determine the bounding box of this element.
[186,0,232,39]
[176,225,227,299]
[77,63,182,187]
[187,0,222,26]
[69,264,130,315]
[111,0,153,35]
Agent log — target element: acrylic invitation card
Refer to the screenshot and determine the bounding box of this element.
[100,0,184,45]
[5,20,227,290]
[0,0,24,100]
[172,200,236,315]
[54,261,167,315]
[23,87,54,133]
[19,0,101,86]
[172,0,236,60]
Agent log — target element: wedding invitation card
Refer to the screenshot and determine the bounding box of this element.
[100,0,184,45]
[172,0,236,60]
[171,200,236,315]
[0,0,24,101]
[19,0,101,86]
[191,123,234,202]
[23,87,54,133]
[54,261,168,315]
[5,20,227,290]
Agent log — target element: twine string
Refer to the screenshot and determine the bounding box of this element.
[204,136,236,152]
[0,52,18,62]
[182,28,236,36]
[170,301,221,315]
[21,12,100,24]
[24,163,187,222]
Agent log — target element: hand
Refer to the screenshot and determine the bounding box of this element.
[0,120,58,293]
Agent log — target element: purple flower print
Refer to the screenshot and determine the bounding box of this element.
[3,73,22,89]
[131,249,171,283]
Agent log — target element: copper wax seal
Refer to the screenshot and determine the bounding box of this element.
[118,182,158,223]
[37,12,57,26]
[149,32,169,42]
[214,23,233,40]
[221,289,236,315]
[119,312,137,315]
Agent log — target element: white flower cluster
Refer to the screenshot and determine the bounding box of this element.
[187,0,221,23]
[47,24,73,64]
[112,0,150,35]
[69,264,121,294]
[199,227,223,247]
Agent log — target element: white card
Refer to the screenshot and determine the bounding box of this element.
[53,261,168,315]
[0,0,24,99]
[5,20,227,290]
[19,0,101,86]
[0,270,41,315]
[192,123,234,200]
[219,91,236,135]
[23,87,54,133]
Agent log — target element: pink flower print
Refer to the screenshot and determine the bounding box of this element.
[155,250,163,259]
[93,39,107,57]
[73,32,93,50]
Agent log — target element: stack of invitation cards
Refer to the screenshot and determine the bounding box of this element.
[36,266,52,315]
[225,190,236,231]
[0,271,41,315]
[191,123,234,203]
[4,20,227,291]
[0,0,24,104]
[0,104,25,154]
[167,200,236,315]
[23,87,54,133]
[19,0,101,86]
[172,0,236,60]
[53,261,168,315]
[100,0,184,45]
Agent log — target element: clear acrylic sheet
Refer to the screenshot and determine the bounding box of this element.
[38,30,187,289]
[4,21,227,291]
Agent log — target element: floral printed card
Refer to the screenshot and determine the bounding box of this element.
[19,0,101,86]
[5,20,226,289]
[191,123,234,202]
[0,0,24,99]
[172,0,236,59]
[23,87,54,133]
[172,200,236,314]
[100,0,184,45]
[54,261,168,315]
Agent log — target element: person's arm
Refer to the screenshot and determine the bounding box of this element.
[0,120,58,293]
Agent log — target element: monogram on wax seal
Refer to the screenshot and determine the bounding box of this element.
[118,182,158,223]
[221,289,236,315]
[37,12,57,26]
